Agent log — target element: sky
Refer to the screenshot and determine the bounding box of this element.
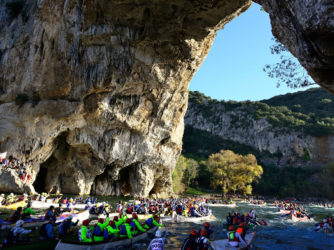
[189,3,310,102]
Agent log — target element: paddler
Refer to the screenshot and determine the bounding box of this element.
[181,230,198,250]
[44,205,55,220]
[92,216,110,242]
[198,222,214,239]
[131,212,146,232]
[103,220,120,240]
[79,219,93,242]
[8,207,23,223]
[58,215,78,239]
[21,202,37,219]
[227,225,247,248]
[120,218,133,239]
[144,214,164,229]
[197,229,210,250]
[147,229,165,250]
[6,220,32,244]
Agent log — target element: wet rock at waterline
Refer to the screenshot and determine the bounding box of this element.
[0,0,333,196]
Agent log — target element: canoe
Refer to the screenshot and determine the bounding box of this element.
[32,200,99,210]
[55,226,158,250]
[2,200,26,210]
[207,203,236,208]
[210,232,256,250]
[174,214,214,223]
[290,214,310,222]
[1,210,90,230]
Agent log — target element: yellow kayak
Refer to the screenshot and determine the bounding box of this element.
[2,200,26,210]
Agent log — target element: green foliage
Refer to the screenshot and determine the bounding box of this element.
[172,155,199,194]
[185,187,213,196]
[254,164,334,199]
[188,88,334,136]
[15,93,29,106]
[263,38,315,89]
[207,150,263,197]
[6,1,25,20]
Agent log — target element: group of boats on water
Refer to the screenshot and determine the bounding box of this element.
[0,193,333,249]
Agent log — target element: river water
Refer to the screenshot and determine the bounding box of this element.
[127,201,334,249]
[2,198,334,249]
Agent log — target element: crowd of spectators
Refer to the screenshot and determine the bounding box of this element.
[0,155,31,183]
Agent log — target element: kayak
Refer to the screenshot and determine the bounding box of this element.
[211,232,256,249]
[55,226,158,250]
[31,200,100,210]
[290,214,310,222]
[166,214,215,223]
[207,203,236,208]
[2,200,26,210]
[1,210,90,230]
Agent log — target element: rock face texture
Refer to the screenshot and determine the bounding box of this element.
[185,96,334,168]
[254,0,334,93]
[0,0,251,196]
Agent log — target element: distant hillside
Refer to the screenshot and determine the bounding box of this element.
[183,88,334,168]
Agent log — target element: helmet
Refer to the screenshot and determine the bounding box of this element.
[82,220,89,226]
[204,222,210,228]
[98,218,104,224]
[239,223,244,227]
[200,229,207,236]
[109,221,116,227]
[153,214,159,220]
[228,225,234,231]
[113,216,119,221]
[16,220,24,227]
[190,230,197,237]
[132,212,138,219]
[155,229,162,237]
[126,218,132,224]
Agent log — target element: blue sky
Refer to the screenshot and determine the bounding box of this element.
[189,3,310,101]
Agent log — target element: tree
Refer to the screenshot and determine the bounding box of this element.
[263,38,315,89]
[207,150,263,198]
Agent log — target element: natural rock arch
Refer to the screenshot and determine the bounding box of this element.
[0,0,333,196]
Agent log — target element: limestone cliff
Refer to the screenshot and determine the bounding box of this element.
[0,0,251,195]
[184,90,334,167]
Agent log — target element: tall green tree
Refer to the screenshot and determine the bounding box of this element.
[207,150,263,197]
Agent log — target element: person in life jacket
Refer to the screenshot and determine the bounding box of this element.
[197,229,210,250]
[58,215,78,239]
[181,229,198,250]
[113,216,123,229]
[79,219,93,242]
[131,213,146,233]
[198,222,214,239]
[93,217,110,242]
[144,215,164,229]
[103,220,120,240]
[6,220,32,244]
[40,217,60,241]
[8,207,23,223]
[227,225,247,248]
[236,223,246,239]
[44,206,55,220]
[147,229,165,250]
[21,202,37,219]
[120,218,133,239]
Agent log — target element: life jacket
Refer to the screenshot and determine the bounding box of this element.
[130,220,137,231]
[236,227,243,235]
[197,236,208,250]
[78,226,92,241]
[120,224,128,236]
[9,211,20,222]
[146,218,153,227]
[228,231,239,242]
[103,228,109,239]
[93,224,103,236]
[150,238,164,250]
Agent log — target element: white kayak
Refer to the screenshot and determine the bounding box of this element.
[211,232,256,250]
[55,226,159,250]
[31,200,101,210]
[208,203,236,208]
